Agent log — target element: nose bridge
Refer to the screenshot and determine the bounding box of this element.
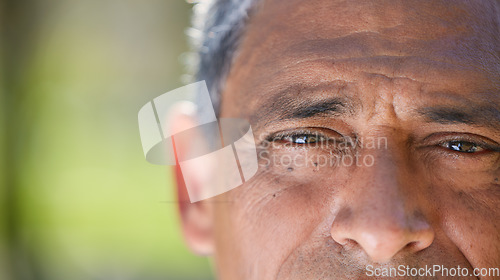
[360,140,407,219]
[352,141,410,234]
[331,135,435,263]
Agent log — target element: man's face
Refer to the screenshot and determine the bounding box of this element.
[208,0,499,279]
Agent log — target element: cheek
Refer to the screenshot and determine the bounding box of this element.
[218,169,345,279]
[433,182,500,269]
[418,147,498,183]
[410,155,500,268]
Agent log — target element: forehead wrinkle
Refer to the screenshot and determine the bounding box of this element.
[245,0,499,80]
[280,36,497,74]
[284,36,418,63]
[264,55,495,94]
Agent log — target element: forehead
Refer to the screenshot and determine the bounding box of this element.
[220,0,499,120]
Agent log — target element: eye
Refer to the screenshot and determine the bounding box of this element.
[280,134,323,144]
[266,128,345,148]
[440,140,484,153]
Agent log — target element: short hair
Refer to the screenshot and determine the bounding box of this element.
[189,0,259,120]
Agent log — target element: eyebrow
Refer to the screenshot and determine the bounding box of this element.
[287,99,347,119]
[250,83,358,126]
[251,97,357,128]
[418,105,500,130]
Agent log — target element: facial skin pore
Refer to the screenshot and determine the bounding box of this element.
[180,0,500,279]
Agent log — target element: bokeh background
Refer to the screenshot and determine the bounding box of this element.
[0,0,214,279]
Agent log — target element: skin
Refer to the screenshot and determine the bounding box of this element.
[176,0,500,279]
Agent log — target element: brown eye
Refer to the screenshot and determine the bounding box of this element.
[282,134,321,144]
[442,141,484,153]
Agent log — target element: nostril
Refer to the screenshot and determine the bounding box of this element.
[404,241,421,252]
[405,241,417,249]
[333,238,363,254]
[341,238,359,247]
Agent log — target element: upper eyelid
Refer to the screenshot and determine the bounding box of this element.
[437,135,497,146]
[423,132,499,144]
[265,129,312,142]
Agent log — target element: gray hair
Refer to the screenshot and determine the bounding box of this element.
[188,0,259,120]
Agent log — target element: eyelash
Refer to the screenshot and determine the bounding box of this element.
[268,130,340,144]
[272,132,326,144]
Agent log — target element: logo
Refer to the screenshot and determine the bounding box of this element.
[138,81,258,202]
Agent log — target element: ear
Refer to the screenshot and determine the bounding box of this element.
[169,102,215,256]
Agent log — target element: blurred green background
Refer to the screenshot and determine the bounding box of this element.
[0,0,214,279]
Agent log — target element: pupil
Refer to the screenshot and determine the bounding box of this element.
[450,141,476,153]
[293,135,318,144]
[295,136,307,144]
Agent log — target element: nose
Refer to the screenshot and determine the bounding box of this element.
[330,149,435,263]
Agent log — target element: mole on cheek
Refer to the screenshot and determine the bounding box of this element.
[312,162,319,172]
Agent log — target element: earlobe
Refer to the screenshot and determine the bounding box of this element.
[169,104,215,256]
[174,162,215,255]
